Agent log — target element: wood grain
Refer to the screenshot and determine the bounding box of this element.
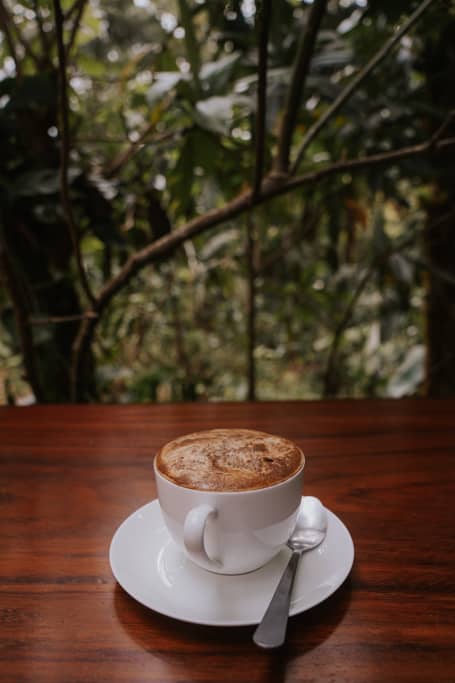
[1,399,454,683]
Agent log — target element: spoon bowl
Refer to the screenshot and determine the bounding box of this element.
[288,496,328,552]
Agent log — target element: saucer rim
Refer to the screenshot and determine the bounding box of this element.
[109,497,354,627]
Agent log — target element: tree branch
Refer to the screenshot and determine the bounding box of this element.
[104,116,180,179]
[246,214,258,401]
[29,312,98,326]
[323,264,374,396]
[104,121,157,179]
[53,0,96,308]
[65,0,85,21]
[67,0,88,56]
[291,0,436,174]
[168,275,193,390]
[177,0,202,95]
[428,109,455,150]
[257,208,321,273]
[274,0,328,175]
[69,133,455,400]
[32,0,52,58]
[323,231,418,396]
[252,0,272,197]
[280,135,455,198]
[246,0,272,401]
[90,135,455,303]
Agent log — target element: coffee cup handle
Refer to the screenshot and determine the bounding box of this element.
[183,504,221,569]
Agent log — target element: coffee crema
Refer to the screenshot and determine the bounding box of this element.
[155,428,304,492]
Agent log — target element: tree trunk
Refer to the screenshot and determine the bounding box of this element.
[422,19,455,396]
[424,189,455,395]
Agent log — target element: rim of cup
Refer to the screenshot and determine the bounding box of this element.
[153,450,305,496]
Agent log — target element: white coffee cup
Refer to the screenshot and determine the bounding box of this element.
[154,438,305,575]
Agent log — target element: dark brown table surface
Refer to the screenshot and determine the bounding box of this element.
[1,399,454,683]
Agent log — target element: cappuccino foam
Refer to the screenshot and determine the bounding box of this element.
[155,428,304,492]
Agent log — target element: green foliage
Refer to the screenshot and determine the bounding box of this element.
[0,0,453,403]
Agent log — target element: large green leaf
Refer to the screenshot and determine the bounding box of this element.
[386,345,425,397]
[200,52,241,93]
[193,95,251,135]
[147,72,185,106]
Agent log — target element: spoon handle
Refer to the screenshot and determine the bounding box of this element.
[253,550,301,649]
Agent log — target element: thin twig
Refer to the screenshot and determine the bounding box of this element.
[53,0,96,308]
[291,0,436,174]
[29,312,98,326]
[279,135,455,198]
[76,132,178,145]
[323,265,374,396]
[412,256,455,287]
[274,0,328,175]
[246,214,257,401]
[170,291,193,391]
[104,123,180,179]
[65,0,85,21]
[69,133,455,400]
[428,110,455,150]
[252,0,272,198]
[75,137,132,144]
[322,230,420,396]
[32,0,51,57]
[67,0,88,56]
[104,122,156,178]
[246,0,272,401]
[177,0,202,95]
[257,208,321,273]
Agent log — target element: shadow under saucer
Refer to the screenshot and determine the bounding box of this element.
[112,572,353,683]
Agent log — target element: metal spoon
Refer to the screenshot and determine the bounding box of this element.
[253,496,328,649]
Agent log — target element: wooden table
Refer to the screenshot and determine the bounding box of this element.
[1,399,454,682]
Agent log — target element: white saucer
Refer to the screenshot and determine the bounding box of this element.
[109,498,354,627]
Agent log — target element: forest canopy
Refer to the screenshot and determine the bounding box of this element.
[0,0,454,404]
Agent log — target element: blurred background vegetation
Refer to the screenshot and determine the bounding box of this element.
[0,0,454,404]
